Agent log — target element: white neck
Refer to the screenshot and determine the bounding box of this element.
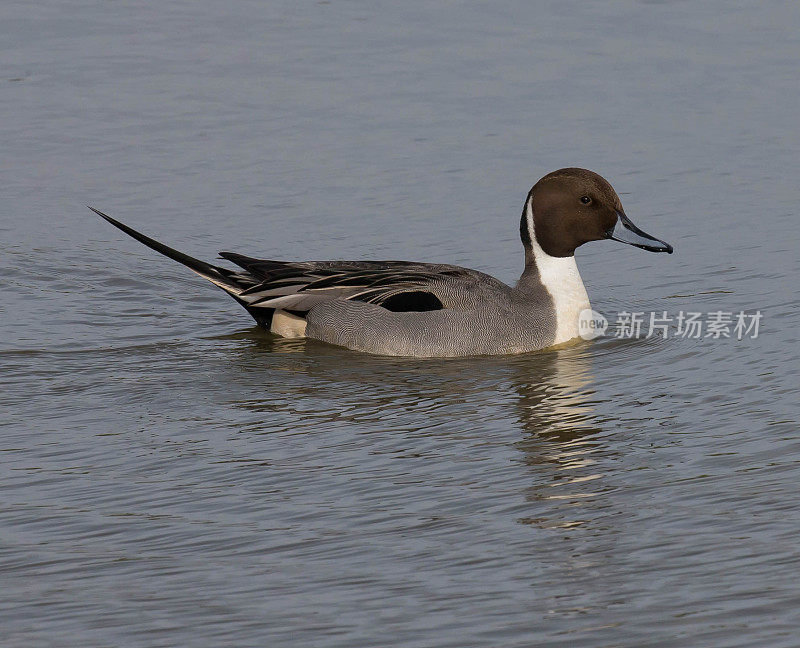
[525,200,591,345]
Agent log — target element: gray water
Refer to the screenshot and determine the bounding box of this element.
[2,1,799,646]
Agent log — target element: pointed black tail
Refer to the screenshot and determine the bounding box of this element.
[90,206,244,294]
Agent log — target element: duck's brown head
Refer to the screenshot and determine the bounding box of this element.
[520,168,673,258]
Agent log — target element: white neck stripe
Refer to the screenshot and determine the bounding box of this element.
[525,199,591,345]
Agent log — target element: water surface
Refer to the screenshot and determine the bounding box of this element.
[2,1,799,646]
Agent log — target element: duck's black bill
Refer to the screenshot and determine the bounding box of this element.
[606,211,673,254]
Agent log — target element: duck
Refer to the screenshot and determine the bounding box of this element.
[92,168,672,357]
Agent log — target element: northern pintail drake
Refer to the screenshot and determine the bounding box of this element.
[93,168,672,357]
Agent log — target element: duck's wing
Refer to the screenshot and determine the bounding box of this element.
[218,252,506,315]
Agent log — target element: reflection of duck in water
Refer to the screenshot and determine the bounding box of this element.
[93,168,671,357]
[215,331,608,530]
[221,327,599,447]
[507,348,617,530]
[510,347,599,441]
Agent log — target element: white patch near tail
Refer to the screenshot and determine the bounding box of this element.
[189,268,240,294]
[525,200,591,345]
[270,309,307,338]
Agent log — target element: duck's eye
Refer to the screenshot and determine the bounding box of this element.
[580,196,592,205]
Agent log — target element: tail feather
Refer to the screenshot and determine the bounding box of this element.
[90,206,243,294]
